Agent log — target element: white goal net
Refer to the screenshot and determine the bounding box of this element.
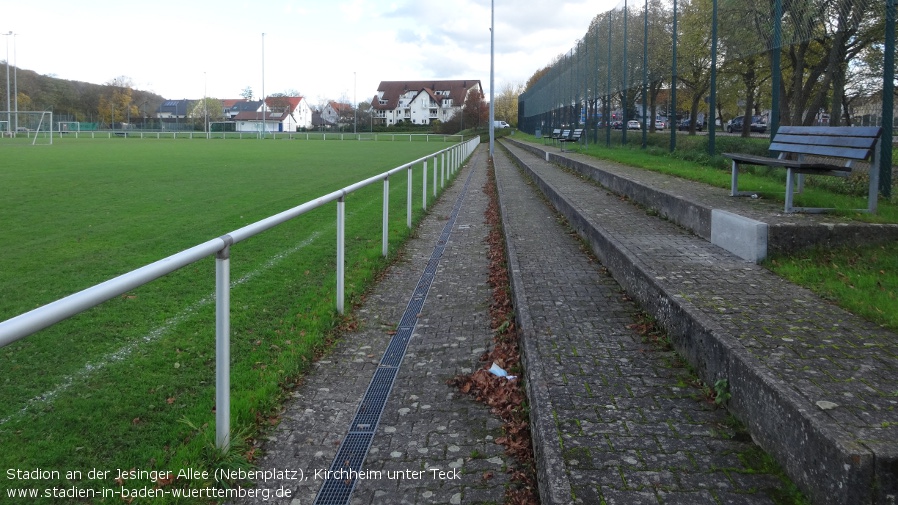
[1,111,53,145]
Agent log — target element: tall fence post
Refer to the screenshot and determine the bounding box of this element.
[382,176,389,257]
[622,1,629,146]
[336,195,345,314]
[606,12,612,147]
[669,0,678,152]
[433,155,438,197]
[709,0,718,155]
[770,0,782,139]
[882,0,895,197]
[215,241,232,451]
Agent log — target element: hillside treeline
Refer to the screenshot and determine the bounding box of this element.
[0,66,165,123]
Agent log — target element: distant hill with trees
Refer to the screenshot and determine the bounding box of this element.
[0,66,165,125]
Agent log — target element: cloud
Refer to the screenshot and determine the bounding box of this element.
[5,0,619,102]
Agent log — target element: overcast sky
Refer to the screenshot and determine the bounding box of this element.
[4,0,621,105]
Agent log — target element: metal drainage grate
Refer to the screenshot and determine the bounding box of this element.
[314,161,478,505]
[380,327,413,367]
[314,432,374,505]
[349,367,398,432]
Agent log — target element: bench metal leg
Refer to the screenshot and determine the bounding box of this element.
[730,161,739,196]
[785,168,795,213]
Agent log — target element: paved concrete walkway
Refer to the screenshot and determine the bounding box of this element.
[241,146,511,505]
[238,143,822,504]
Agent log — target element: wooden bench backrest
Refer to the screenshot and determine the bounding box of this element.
[770,126,882,161]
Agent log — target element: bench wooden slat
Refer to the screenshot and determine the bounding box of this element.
[767,142,873,160]
[777,125,882,138]
[773,133,879,150]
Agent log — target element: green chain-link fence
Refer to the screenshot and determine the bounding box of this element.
[518,0,895,196]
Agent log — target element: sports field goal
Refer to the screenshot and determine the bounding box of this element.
[58,121,80,137]
[1,111,53,145]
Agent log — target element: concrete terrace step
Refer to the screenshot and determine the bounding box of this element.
[509,138,898,262]
[500,139,898,505]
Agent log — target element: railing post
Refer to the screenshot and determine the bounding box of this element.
[422,160,428,211]
[407,167,413,228]
[215,240,233,451]
[433,155,438,197]
[336,195,345,314]
[382,176,389,257]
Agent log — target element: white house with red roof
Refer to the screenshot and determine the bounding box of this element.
[224,97,313,132]
[370,80,483,126]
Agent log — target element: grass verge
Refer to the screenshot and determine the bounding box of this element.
[766,241,898,332]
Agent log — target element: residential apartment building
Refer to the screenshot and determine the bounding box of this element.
[370,80,483,126]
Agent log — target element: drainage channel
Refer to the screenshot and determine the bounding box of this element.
[313,162,478,505]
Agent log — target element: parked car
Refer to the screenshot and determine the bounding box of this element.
[655,120,665,130]
[727,115,766,134]
[627,120,641,130]
[611,121,623,130]
[677,118,703,131]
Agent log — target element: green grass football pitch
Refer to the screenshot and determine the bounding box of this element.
[0,137,461,497]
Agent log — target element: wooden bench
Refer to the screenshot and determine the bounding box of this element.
[723,126,883,213]
[559,128,583,152]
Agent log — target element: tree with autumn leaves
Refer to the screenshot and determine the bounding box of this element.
[523,0,889,131]
[97,76,139,127]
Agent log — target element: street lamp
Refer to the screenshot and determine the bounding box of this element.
[204,71,208,139]
[4,31,11,136]
[12,33,17,134]
[489,0,495,157]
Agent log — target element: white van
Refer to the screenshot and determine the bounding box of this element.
[492,120,511,129]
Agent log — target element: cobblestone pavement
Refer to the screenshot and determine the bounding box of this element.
[240,146,511,505]
[492,147,790,504]
[499,139,898,505]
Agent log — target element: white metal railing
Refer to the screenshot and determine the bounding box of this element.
[0,136,480,449]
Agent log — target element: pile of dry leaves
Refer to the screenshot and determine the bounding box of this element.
[448,159,539,505]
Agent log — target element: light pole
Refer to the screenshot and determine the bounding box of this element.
[12,33,17,134]
[204,71,209,139]
[4,31,11,136]
[354,72,357,134]
[489,0,495,157]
